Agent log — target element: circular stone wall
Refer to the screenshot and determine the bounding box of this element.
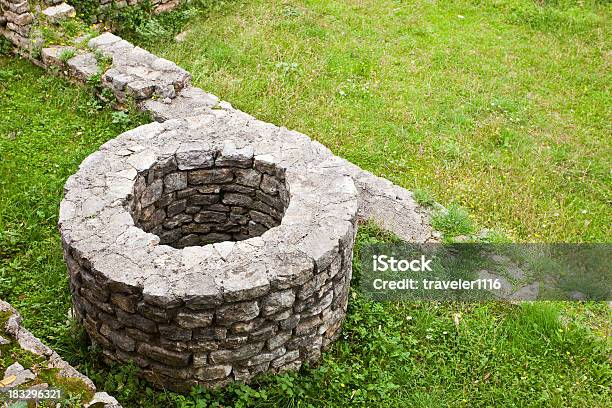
[59,114,359,392]
[131,151,290,248]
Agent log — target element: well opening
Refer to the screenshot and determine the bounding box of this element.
[130,151,289,248]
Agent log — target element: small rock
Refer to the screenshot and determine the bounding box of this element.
[509,282,540,302]
[2,362,36,388]
[478,270,513,298]
[506,264,525,280]
[176,143,215,170]
[67,53,99,81]
[175,30,190,43]
[42,3,76,23]
[85,391,121,408]
[41,46,75,67]
[476,228,491,239]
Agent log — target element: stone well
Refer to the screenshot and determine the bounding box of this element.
[58,112,359,391]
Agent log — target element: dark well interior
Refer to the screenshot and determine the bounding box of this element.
[130,154,289,248]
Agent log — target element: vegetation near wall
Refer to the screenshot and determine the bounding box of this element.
[0,0,610,406]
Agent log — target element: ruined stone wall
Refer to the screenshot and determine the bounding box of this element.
[0,0,182,52]
[0,0,36,50]
[0,300,122,407]
[131,152,291,248]
[0,1,79,51]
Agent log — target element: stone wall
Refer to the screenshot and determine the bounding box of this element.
[0,1,78,53]
[61,128,359,391]
[131,149,291,248]
[66,230,353,392]
[0,0,36,50]
[0,0,182,53]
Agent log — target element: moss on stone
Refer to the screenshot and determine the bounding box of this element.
[0,310,93,405]
[37,368,95,405]
[0,310,13,330]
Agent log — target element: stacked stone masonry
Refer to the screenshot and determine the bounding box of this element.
[60,118,360,391]
[94,33,191,102]
[3,0,438,393]
[1,1,79,51]
[0,1,182,52]
[1,0,36,50]
[131,146,291,248]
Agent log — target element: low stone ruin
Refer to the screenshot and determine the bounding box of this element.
[0,1,182,53]
[1,0,36,50]
[0,300,121,407]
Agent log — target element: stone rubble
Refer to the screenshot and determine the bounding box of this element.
[0,1,183,53]
[3,362,36,388]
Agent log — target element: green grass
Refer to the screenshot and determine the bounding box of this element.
[412,188,436,208]
[1,1,611,407]
[432,204,475,238]
[0,60,609,405]
[0,57,146,356]
[149,0,611,242]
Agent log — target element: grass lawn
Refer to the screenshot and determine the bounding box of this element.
[0,57,146,342]
[0,59,610,407]
[150,0,611,243]
[1,0,611,406]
